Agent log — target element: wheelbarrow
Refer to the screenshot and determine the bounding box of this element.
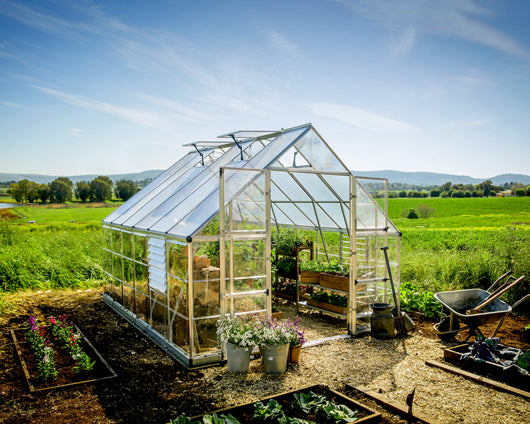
[433,288,530,341]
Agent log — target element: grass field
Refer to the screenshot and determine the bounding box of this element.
[388,196,530,229]
[8,203,118,225]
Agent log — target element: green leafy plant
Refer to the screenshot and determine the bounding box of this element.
[400,282,440,319]
[273,228,306,256]
[311,289,348,307]
[292,391,358,423]
[274,256,298,279]
[253,399,284,421]
[299,260,325,273]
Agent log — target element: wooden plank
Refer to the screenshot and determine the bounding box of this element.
[425,360,530,400]
[10,330,35,392]
[347,384,441,424]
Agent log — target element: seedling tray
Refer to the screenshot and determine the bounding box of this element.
[190,384,381,423]
[11,325,117,393]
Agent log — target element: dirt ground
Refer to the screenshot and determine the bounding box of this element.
[0,289,528,424]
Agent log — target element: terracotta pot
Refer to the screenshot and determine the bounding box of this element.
[288,344,302,363]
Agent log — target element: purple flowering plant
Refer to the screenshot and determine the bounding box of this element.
[25,316,58,382]
[258,316,306,347]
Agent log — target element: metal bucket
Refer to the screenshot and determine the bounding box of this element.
[261,343,289,373]
[370,303,395,339]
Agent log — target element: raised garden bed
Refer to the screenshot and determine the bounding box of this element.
[187,384,381,423]
[11,324,117,393]
[300,271,320,285]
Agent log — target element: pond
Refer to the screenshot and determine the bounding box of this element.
[0,202,20,209]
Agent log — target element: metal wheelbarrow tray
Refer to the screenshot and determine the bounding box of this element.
[434,289,512,337]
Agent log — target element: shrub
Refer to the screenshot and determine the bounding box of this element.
[401,208,419,219]
[515,188,526,197]
[430,189,440,198]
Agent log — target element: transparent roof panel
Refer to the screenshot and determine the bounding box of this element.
[104,124,400,239]
[104,151,202,225]
[295,129,347,172]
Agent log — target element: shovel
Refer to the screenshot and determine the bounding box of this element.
[381,247,415,336]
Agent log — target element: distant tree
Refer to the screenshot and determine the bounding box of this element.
[400,208,419,219]
[452,183,464,191]
[527,185,530,196]
[57,176,74,188]
[90,177,112,202]
[440,182,452,192]
[409,191,422,198]
[464,190,472,198]
[49,179,72,203]
[38,184,51,203]
[515,188,526,197]
[7,180,28,202]
[115,179,138,201]
[477,180,494,197]
[26,181,40,203]
[430,189,441,198]
[451,190,465,198]
[398,190,407,198]
[75,181,91,202]
[473,190,484,198]
[96,176,113,187]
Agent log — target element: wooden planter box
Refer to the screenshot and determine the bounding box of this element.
[300,271,320,285]
[307,298,347,315]
[11,325,117,393]
[320,273,349,291]
[190,384,381,423]
[443,343,530,391]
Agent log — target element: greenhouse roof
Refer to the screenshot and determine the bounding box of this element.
[103,124,400,239]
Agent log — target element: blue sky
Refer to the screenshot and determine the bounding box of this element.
[1,0,529,178]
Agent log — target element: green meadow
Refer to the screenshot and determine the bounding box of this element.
[0,197,529,312]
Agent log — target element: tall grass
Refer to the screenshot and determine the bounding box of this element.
[0,223,106,291]
[401,226,530,310]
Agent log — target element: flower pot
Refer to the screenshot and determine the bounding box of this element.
[226,342,251,372]
[261,343,289,374]
[288,344,302,364]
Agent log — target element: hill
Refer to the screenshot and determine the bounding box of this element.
[1,169,529,186]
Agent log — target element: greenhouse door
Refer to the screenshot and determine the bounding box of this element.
[219,168,272,321]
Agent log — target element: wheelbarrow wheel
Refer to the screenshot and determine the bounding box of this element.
[434,316,461,341]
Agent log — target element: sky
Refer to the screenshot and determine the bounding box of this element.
[1,0,529,178]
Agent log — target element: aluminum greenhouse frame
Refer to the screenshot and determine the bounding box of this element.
[102,123,401,368]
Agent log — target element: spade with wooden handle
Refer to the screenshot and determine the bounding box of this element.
[466,275,525,314]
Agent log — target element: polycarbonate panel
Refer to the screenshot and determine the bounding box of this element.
[271,204,296,227]
[224,169,266,228]
[104,151,203,225]
[294,128,347,172]
[293,173,337,201]
[271,172,311,202]
[272,202,316,228]
[148,237,166,292]
[144,144,250,234]
[121,166,204,228]
[322,174,350,201]
[245,125,310,169]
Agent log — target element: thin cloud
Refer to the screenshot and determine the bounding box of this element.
[266,30,302,57]
[32,85,172,131]
[0,101,21,108]
[307,102,417,132]
[389,27,416,57]
[449,118,490,128]
[71,128,84,137]
[135,93,205,123]
[333,0,529,58]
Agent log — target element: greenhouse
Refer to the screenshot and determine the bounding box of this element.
[102,123,401,368]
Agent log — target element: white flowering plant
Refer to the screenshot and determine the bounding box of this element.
[216,313,257,349]
[255,317,296,347]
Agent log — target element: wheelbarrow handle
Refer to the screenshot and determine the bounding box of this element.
[471,275,525,312]
[486,270,513,292]
[491,293,530,338]
[510,293,530,309]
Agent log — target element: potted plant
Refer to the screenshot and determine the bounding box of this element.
[299,260,324,284]
[216,314,256,372]
[274,256,298,279]
[307,289,348,314]
[320,262,350,292]
[255,318,291,374]
[273,228,307,257]
[284,317,306,364]
[274,280,309,300]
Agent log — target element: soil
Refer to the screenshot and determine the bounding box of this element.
[0,289,528,424]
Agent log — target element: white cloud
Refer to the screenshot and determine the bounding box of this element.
[32,85,173,131]
[71,128,84,137]
[334,0,529,58]
[307,102,417,132]
[389,27,416,57]
[449,118,490,128]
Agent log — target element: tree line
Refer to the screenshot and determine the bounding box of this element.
[389,180,530,198]
[6,177,138,203]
